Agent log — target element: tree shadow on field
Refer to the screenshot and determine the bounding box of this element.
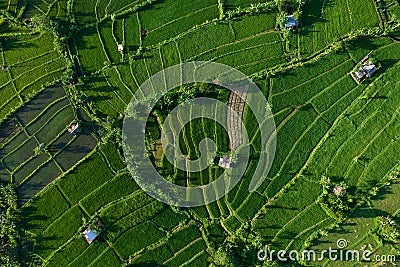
[83,75,107,86]
[83,75,120,93]
[126,44,140,53]
[63,142,94,154]
[33,87,58,100]
[85,95,112,103]
[132,0,166,13]
[297,0,336,58]
[224,3,239,10]
[298,26,320,40]
[269,230,297,247]
[301,6,323,26]
[72,26,98,51]
[0,163,10,182]
[1,37,37,51]
[0,118,19,144]
[279,230,300,241]
[345,37,381,54]
[127,263,167,267]
[128,53,153,61]
[323,0,339,9]
[254,224,281,231]
[267,205,298,211]
[269,67,296,84]
[328,224,354,235]
[377,58,398,73]
[297,103,313,111]
[353,180,400,220]
[300,0,332,27]
[367,208,392,217]
[370,182,397,201]
[369,95,388,100]
[15,88,61,121]
[20,205,49,231]
[394,215,400,225]
[92,85,119,93]
[328,176,344,184]
[72,12,97,25]
[17,232,60,264]
[346,204,391,219]
[33,234,63,255]
[48,141,67,154]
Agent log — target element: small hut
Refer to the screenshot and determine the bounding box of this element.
[363,62,377,77]
[285,15,299,29]
[117,44,124,52]
[82,229,99,244]
[353,68,367,81]
[68,123,80,136]
[218,156,231,169]
[351,60,377,83]
[82,218,105,244]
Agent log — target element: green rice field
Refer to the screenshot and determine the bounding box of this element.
[0,0,399,265]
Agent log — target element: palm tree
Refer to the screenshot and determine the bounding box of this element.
[0,184,19,267]
[319,175,331,189]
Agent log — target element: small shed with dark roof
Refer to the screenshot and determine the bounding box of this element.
[363,62,377,77]
[285,15,299,29]
[350,58,378,83]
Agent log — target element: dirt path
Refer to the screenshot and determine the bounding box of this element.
[227,85,249,150]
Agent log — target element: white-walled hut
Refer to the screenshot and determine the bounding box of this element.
[218,155,231,169]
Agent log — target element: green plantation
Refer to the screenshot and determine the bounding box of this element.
[0,85,97,202]
[0,0,399,266]
[0,32,66,120]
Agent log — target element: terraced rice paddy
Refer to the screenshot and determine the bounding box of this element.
[0,85,97,202]
[0,0,399,265]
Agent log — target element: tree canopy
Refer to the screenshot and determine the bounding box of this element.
[0,184,19,267]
